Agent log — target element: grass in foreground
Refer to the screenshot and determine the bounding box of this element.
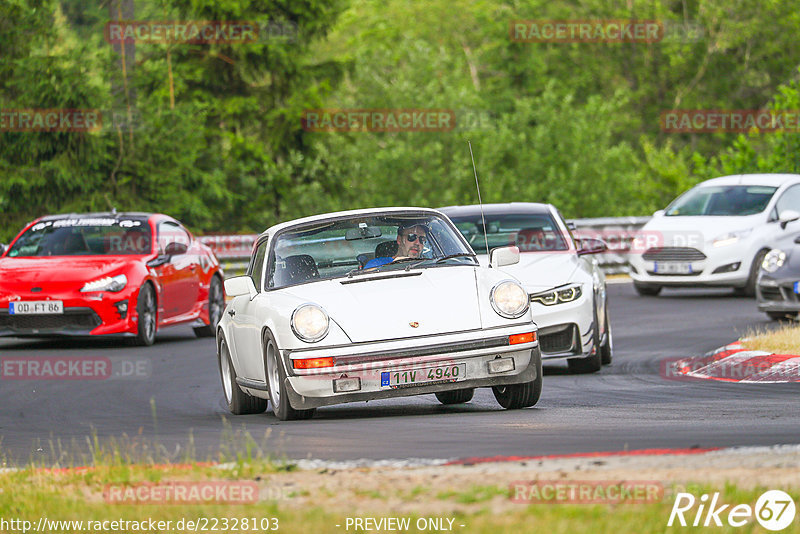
[741,321,800,354]
[1,461,799,534]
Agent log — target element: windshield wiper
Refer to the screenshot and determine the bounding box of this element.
[434,253,477,264]
[346,257,422,277]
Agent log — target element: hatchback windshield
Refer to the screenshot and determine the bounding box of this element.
[267,213,476,289]
[665,185,777,216]
[448,213,569,254]
[7,217,152,257]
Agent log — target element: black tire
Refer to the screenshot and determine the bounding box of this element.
[264,331,315,421]
[131,283,157,346]
[435,388,475,405]
[194,275,224,338]
[568,308,602,374]
[634,282,662,296]
[218,337,267,415]
[735,249,769,298]
[599,304,613,366]
[492,357,542,409]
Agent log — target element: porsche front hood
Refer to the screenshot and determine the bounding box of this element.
[282,267,483,343]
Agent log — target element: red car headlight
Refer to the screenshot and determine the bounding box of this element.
[81,274,128,293]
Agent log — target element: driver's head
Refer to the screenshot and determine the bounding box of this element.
[395,224,428,258]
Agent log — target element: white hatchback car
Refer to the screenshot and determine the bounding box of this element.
[630,174,800,296]
[216,207,543,420]
[440,203,612,374]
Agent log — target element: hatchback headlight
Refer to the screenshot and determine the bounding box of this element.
[761,249,786,273]
[291,304,330,343]
[80,274,127,293]
[531,283,583,306]
[490,280,529,319]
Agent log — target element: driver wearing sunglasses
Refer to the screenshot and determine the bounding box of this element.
[364,224,428,269]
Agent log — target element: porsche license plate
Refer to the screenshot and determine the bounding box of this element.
[9,301,64,315]
[381,363,466,388]
[654,262,692,274]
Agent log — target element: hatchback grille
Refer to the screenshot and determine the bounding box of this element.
[642,247,707,261]
[0,308,102,332]
[540,326,576,354]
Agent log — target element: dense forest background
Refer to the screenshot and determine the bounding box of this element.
[2,0,800,240]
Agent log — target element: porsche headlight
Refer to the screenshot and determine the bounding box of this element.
[490,280,529,319]
[531,283,583,306]
[761,249,786,273]
[291,304,330,343]
[80,274,127,293]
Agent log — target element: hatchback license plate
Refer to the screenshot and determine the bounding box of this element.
[9,301,64,315]
[654,262,692,274]
[381,363,466,388]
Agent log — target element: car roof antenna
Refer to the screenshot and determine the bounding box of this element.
[468,141,491,266]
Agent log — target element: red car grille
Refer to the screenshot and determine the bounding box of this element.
[0,308,102,332]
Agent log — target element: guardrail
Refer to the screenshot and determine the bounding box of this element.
[199,217,652,278]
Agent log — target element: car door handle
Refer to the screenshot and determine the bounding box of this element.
[228,310,235,317]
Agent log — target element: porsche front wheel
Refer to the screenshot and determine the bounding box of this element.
[264,332,315,421]
[218,338,267,415]
[492,357,542,409]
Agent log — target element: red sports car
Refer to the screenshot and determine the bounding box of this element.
[0,212,223,345]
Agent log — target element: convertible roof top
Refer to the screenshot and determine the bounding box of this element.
[262,207,444,236]
[438,202,554,217]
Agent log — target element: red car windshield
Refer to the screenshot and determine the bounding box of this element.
[6,217,152,257]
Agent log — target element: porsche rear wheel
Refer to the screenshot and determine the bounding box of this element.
[492,357,542,409]
[131,283,157,346]
[264,332,315,421]
[435,388,474,405]
[194,275,224,338]
[218,338,267,415]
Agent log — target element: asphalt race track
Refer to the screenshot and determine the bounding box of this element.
[1,282,797,466]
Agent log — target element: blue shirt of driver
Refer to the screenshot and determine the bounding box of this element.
[364,257,393,269]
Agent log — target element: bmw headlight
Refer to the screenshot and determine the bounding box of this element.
[712,229,752,248]
[291,304,330,343]
[761,249,786,273]
[530,283,583,306]
[490,280,529,319]
[80,274,127,293]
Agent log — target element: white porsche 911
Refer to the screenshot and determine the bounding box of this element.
[216,207,543,420]
[440,203,612,374]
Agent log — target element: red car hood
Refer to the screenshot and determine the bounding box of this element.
[0,257,138,295]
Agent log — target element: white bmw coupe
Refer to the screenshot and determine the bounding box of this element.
[216,207,542,420]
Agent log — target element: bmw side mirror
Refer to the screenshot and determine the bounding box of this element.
[224,276,257,299]
[490,246,520,268]
[577,237,608,255]
[779,210,800,229]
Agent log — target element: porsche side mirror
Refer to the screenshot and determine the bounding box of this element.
[165,241,188,255]
[577,237,608,255]
[779,209,800,229]
[224,276,257,298]
[490,246,520,268]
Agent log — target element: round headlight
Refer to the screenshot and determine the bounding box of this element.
[490,280,529,319]
[291,304,329,343]
[762,249,786,273]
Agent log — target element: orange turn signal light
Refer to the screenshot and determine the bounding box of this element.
[293,357,334,369]
[509,332,536,345]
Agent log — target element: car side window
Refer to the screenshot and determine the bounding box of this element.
[249,240,268,292]
[775,184,800,218]
[157,221,190,253]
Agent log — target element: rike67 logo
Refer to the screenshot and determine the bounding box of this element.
[668,490,796,531]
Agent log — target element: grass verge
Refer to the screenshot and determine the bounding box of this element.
[741,321,800,354]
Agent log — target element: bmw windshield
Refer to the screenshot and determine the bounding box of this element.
[267,212,477,289]
[448,213,570,254]
[665,185,777,216]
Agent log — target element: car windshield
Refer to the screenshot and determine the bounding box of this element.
[665,185,777,216]
[447,213,569,254]
[6,217,152,257]
[266,213,476,289]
